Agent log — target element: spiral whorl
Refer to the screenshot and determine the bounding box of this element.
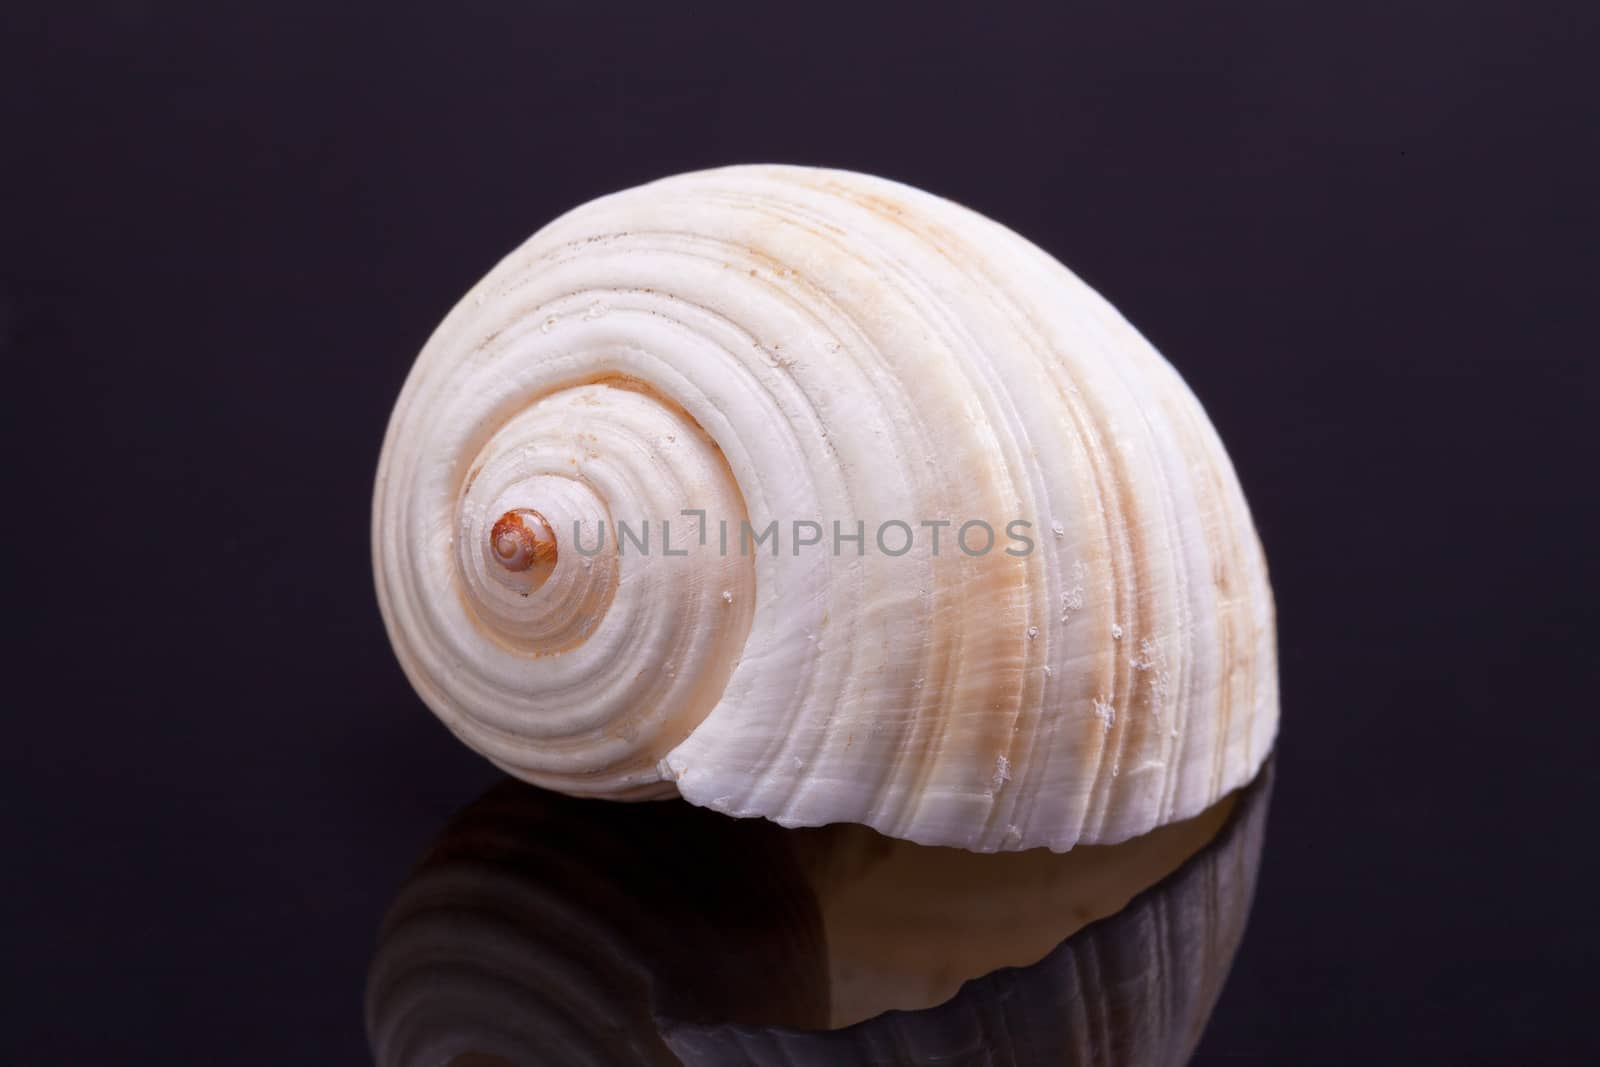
[374,165,1277,849]
[378,358,756,795]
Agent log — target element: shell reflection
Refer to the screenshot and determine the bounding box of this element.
[366,762,1271,1066]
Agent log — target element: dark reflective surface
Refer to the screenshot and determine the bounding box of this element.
[367,764,1271,1066]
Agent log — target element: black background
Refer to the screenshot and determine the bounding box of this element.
[5,3,1597,1063]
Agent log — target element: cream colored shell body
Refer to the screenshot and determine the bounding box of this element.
[372,164,1277,852]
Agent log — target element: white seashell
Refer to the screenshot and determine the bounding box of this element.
[372,164,1277,851]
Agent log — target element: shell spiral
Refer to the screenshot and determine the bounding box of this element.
[373,165,1277,851]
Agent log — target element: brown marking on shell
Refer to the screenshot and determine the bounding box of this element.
[490,508,558,586]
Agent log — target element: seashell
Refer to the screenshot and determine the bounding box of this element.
[372,164,1277,851]
[364,763,1273,1065]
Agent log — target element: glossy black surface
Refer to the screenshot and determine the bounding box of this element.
[5,4,1597,1063]
[366,765,1272,1066]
